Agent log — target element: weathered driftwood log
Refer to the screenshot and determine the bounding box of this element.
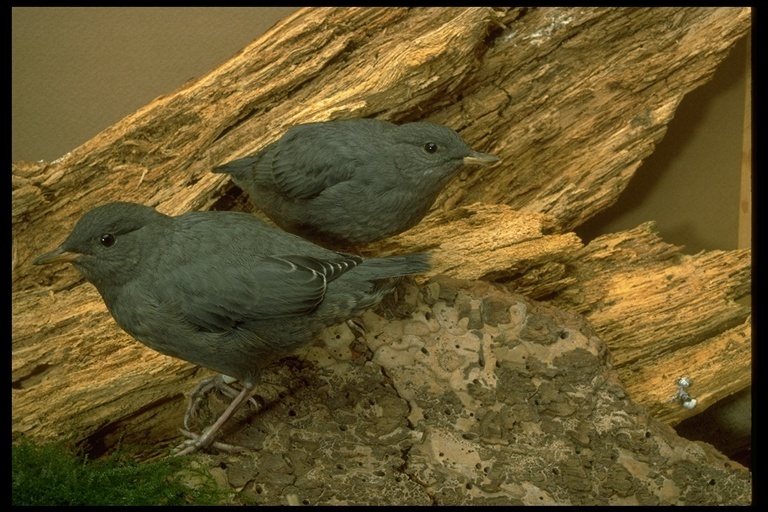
[12,6,751,504]
[11,7,750,275]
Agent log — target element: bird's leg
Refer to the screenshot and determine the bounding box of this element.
[172,381,256,457]
[183,376,217,430]
[346,319,367,338]
[183,375,260,430]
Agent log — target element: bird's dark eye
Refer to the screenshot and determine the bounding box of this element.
[99,233,116,247]
[424,142,438,154]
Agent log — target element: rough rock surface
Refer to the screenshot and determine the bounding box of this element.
[184,276,750,505]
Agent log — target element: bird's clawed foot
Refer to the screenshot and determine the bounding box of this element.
[172,375,260,457]
[183,375,261,431]
[171,428,249,457]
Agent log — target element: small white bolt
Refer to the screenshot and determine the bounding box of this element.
[670,377,697,408]
[682,399,698,409]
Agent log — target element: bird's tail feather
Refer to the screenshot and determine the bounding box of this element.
[361,253,431,279]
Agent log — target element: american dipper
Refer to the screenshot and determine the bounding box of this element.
[213,118,499,248]
[34,202,430,455]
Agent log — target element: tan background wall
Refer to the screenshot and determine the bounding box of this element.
[12,7,750,254]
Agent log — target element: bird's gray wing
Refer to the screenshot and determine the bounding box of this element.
[168,254,361,333]
[258,127,364,200]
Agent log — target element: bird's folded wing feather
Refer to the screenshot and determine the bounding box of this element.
[262,133,361,200]
[162,255,350,332]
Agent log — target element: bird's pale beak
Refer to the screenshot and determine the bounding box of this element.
[33,246,81,266]
[463,152,500,166]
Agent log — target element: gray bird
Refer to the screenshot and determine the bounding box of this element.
[34,202,430,455]
[213,118,500,248]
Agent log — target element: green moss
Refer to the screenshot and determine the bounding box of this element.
[12,438,228,506]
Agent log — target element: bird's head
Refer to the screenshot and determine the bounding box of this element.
[391,122,499,189]
[34,202,169,289]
